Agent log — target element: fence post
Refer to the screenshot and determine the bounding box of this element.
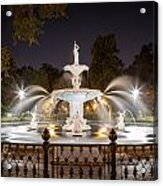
[109,128,117,180]
[42,128,51,178]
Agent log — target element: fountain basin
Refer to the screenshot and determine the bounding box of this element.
[52,88,103,102]
[1,122,157,145]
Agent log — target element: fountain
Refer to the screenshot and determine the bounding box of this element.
[7,41,152,141]
[54,41,103,135]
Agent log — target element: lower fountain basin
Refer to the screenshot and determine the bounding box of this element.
[1,121,157,145]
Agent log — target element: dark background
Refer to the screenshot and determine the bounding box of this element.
[2,2,154,69]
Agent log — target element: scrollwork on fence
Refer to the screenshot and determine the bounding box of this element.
[1,128,158,180]
[1,143,43,177]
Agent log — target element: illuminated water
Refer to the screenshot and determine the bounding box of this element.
[1,123,157,145]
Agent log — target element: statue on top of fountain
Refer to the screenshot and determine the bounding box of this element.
[73,41,80,65]
[64,41,89,89]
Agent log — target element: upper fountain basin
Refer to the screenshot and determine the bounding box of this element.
[52,88,103,103]
[64,64,89,76]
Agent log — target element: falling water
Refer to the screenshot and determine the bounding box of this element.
[124,109,136,125]
[11,75,148,133]
[104,76,133,93]
[104,76,148,114]
[94,100,109,123]
[11,95,47,113]
[25,85,49,95]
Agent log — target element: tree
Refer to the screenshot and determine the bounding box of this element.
[3,4,67,46]
[1,46,17,79]
[1,46,17,114]
[39,63,59,91]
[17,66,49,89]
[54,70,72,89]
[125,43,154,86]
[125,43,155,114]
[89,34,123,91]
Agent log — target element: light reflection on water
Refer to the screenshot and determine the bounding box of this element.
[1,123,156,145]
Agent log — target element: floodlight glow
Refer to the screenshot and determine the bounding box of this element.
[18,89,26,100]
[131,88,140,102]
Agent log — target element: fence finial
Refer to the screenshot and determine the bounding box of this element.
[42,128,50,142]
[109,128,117,142]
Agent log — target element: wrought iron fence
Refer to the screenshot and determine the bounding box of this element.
[116,144,157,180]
[1,143,44,177]
[48,144,111,179]
[1,128,158,180]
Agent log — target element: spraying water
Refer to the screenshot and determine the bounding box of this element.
[11,43,148,134]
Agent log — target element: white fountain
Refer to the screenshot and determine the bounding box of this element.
[52,41,103,135]
[10,41,148,137]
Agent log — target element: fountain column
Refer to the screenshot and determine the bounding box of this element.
[62,41,90,134]
[69,101,84,119]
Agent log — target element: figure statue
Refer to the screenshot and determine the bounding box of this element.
[73,41,80,65]
[71,112,83,134]
[30,112,39,129]
[64,41,89,90]
[116,111,125,131]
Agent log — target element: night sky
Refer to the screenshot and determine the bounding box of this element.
[2,2,155,69]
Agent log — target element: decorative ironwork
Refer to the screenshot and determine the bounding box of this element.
[116,144,158,180]
[1,143,43,177]
[42,128,50,178]
[48,144,110,179]
[1,128,158,180]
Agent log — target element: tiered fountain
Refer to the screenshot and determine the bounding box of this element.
[8,41,152,143]
[51,41,103,135]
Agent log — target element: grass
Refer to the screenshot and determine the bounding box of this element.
[1,116,31,123]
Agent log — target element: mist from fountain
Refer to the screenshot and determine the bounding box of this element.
[11,95,46,113]
[124,109,136,124]
[95,100,110,122]
[104,76,148,115]
[11,85,49,113]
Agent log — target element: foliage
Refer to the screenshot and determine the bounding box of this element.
[89,34,123,91]
[53,71,72,89]
[39,63,60,91]
[125,43,155,114]
[1,46,16,79]
[16,64,58,91]
[125,43,154,86]
[7,4,67,45]
[1,46,18,114]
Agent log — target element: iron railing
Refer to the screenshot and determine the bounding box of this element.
[1,128,158,180]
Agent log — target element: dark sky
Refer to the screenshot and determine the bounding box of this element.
[2,2,155,69]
